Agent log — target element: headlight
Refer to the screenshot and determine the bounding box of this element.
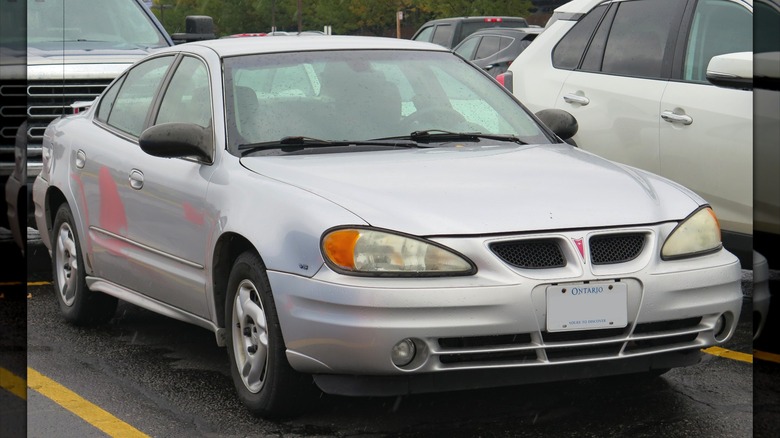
[661,207,722,260]
[321,227,476,276]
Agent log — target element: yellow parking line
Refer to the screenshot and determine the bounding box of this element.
[0,367,26,400]
[754,349,780,364]
[702,346,753,363]
[28,281,51,286]
[27,368,149,438]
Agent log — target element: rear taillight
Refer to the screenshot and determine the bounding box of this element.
[496,71,513,93]
[484,17,503,23]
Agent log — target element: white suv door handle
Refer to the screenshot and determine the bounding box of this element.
[563,93,590,106]
[661,111,693,125]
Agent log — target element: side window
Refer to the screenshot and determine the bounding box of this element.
[454,36,480,60]
[580,6,617,72]
[431,24,454,47]
[96,75,126,122]
[475,36,501,60]
[683,0,753,83]
[413,26,434,42]
[552,4,608,70]
[601,0,681,78]
[156,56,212,128]
[106,56,174,137]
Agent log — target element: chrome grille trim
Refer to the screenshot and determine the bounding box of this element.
[432,317,707,368]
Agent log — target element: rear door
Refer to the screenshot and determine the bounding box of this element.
[552,0,687,173]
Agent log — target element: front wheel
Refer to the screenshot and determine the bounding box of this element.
[51,204,117,325]
[225,251,319,419]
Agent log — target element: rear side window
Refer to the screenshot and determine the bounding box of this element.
[552,5,609,70]
[431,25,454,46]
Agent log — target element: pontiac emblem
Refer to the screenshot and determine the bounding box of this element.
[573,237,586,263]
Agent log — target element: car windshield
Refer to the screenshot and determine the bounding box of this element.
[27,0,169,49]
[223,49,552,156]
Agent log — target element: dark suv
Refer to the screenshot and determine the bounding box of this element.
[453,27,543,78]
[411,16,529,49]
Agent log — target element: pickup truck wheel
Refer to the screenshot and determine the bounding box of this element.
[225,251,319,419]
[51,204,117,325]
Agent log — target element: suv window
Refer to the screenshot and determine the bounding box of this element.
[683,0,753,83]
[454,36,480,59]
[552,4,609,70]
[475,36,502,60]
[601,0,680,78]
[106,56,174,137]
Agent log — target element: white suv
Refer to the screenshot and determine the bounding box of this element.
[505,0,753,267]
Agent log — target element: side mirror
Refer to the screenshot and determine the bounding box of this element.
[171,16,216,44]
[706,52,753,90]
[535,109,578,144]
[139,123,212,162]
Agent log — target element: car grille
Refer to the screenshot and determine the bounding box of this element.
[0,81,27,174]
[490,239,566,269]
[434,317,704,367]
[490,232,647,269]
[590,233,646,265]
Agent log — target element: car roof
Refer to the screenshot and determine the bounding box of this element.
[166,35,449,58]
[464,27,544,37]
[422,16,528,24]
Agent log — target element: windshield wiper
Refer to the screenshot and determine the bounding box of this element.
[378,130,528,145]
[238,136,423,156]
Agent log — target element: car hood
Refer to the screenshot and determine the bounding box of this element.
[240,144,701,236]
[27,44,164,80]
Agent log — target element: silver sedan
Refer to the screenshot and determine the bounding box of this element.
[33,36,742,419]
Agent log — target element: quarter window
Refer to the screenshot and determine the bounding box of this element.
[552,4,608,70]
[106,56,174,137]
[96,75,126,123]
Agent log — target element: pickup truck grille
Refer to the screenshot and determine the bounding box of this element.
[26,80,113,142]
[0,82,27,175]
[3,79,113,178]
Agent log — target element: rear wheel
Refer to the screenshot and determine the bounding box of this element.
[225,251,319,419]
[51,204,117,325]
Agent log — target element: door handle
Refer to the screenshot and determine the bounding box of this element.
[129,169,144,190]
[661,111,693,125]
[75,150,86,169]
[563,93,590,106]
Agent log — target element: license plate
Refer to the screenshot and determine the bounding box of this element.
[546,282,628,332]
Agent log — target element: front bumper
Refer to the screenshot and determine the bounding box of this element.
[268,225,743,396]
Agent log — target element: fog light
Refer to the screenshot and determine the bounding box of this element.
[391,339,416,367]
[713,314,727,341]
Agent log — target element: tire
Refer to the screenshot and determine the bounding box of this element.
[225,251,319,419]
[51,204,117,325]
